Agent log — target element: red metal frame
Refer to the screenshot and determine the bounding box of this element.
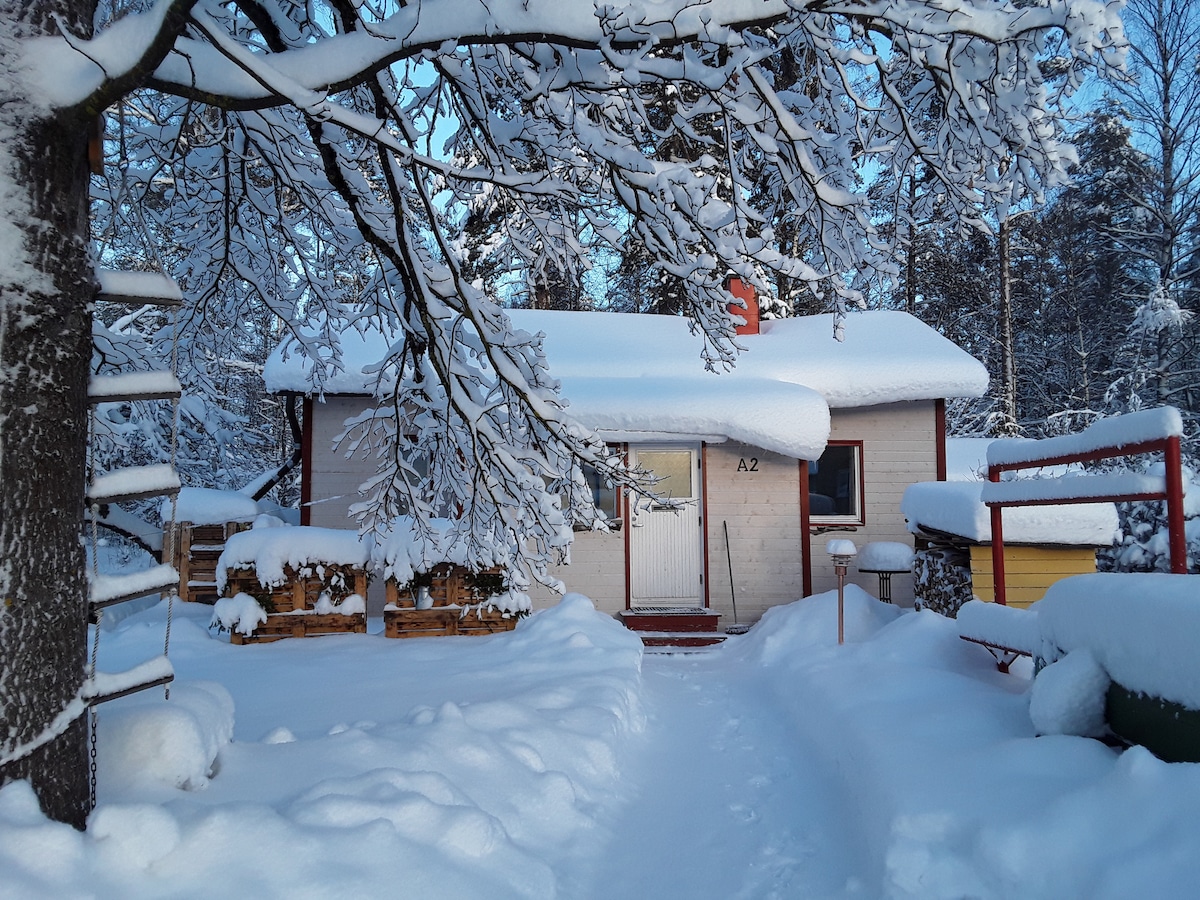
[986,434,1187,605]
[622,442,632,611]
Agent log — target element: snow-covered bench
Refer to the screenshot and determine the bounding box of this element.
[957,599,1039,673]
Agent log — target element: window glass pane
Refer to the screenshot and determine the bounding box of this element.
[809,445,859,518]
[638,450,694,502]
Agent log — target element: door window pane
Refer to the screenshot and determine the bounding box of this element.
[637,450,694,503]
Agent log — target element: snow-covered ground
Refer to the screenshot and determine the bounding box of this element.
[4,588,1200,898]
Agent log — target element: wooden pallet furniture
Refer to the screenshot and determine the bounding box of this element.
[956,599,1038,673]
[383,564,519,638]
[230,611,368,644]
[222,562,368,644]
[165,520,252,604]
[384,606,518,639]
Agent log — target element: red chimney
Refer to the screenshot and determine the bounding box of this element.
[726,277,759,335]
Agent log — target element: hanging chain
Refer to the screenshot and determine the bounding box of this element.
[88,503,103,810]
[86,365,102,806]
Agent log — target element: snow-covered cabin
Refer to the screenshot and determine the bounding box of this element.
[264,308,988,621]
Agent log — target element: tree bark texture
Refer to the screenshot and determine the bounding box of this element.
[0,0,97,829]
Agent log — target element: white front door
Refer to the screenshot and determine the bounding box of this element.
[629,446,704,608]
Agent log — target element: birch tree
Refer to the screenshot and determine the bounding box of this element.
[1,0,1122,825]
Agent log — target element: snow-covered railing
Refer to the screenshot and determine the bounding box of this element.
[957,599,1039,673]
[985,409,1187,603]
[986,408,1184,469]
[980,472,1169,507]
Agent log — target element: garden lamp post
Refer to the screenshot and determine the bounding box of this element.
[826,539,857,645]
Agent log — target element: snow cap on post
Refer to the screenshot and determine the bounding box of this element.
[826,539,857,560]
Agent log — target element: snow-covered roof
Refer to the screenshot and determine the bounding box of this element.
[264,309,987,460]
[168,487,260,526]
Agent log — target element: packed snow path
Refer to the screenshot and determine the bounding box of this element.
[583,651,868,899]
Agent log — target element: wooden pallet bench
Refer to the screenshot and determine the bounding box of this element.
[224,562,367,613]
[231,611,368,644]
[385,563,503,608]
[222,562,369,643]
[383,563,518,638]
[958,634,1032,674]
[165,520,252,604]
[956,599,1038,673]
[383,606,518,639]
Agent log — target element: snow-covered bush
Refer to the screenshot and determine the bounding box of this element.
[210,593,268,636]
[1099,462,1200,574]
[372,516,508,589]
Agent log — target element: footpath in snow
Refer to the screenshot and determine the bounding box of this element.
[583,651,868,899]
[4,587,1200,898]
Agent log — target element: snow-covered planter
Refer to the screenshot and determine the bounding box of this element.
[1038,573,1200,761]
[213,526,371,643]
[373,516,528,638]
[385,563,506,608]
[382,565,529,639]
[210,593,269,638]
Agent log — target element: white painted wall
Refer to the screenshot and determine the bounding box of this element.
[704,441,805,626]
[306,396,386,610]
[527,529,626,615]
[807,401,937,606]
[304,397,937,619]
[306,395,383,529]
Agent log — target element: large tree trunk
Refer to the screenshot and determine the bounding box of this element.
[0,0,97,829]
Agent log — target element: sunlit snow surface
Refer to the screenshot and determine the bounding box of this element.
[3,589,1200,898]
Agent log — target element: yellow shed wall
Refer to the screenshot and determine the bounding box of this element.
[970,546,1098,608]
